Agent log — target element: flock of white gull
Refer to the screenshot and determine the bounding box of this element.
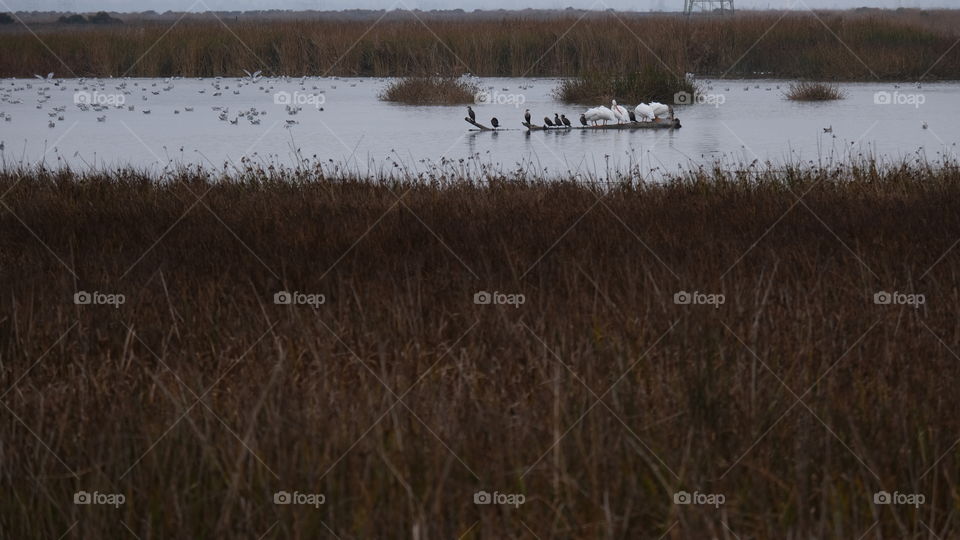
[0,70,352,130]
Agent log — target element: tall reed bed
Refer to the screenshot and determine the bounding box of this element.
[379,76,479,104]
[2,161,960,537]
[1,10,959,79]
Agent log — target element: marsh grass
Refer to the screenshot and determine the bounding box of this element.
[2,10,959,79]
[3,159,960,538]
[554,66,697,104]
[379,76,479,105]
[786,81,847,101]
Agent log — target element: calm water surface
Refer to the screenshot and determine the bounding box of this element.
[1,76,957,178]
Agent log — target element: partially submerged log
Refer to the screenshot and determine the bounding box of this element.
[522,119,681,131]
[465,117,496,131]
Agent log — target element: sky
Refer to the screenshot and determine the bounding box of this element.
[8,0,954,12]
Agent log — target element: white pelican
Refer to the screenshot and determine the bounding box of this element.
[634,103,654,122]
[595,106,616,125]
[649,102,671,118]
[583,107,602,125]
[611,100,628,123]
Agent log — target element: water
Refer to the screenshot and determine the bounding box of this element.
[1,76,957,178]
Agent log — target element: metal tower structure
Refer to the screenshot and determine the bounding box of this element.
[683,0,735,15]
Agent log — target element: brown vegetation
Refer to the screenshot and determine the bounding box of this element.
[2,160,960,537]
[786,81,847,101]
[553,66,696,104]
[1,10,959,79]
[379,76,479,105]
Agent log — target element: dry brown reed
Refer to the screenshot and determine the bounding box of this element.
[1,10,959,79]
[2,160,960,537]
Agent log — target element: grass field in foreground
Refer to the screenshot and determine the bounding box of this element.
[1,162,959,538]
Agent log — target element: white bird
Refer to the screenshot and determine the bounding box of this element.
[634,103,655,122]
[611,100,628,123]
[823,125,833,133]
[594,105,616,125]
[582,107,602,125]
[649,102,671,118]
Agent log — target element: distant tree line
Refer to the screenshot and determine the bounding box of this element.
[0,13,15,24]
[57,12,122,25]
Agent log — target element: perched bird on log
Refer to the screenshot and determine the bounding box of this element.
[560,114,571,127]
[544,117,554,127]
[524,109,531,124]
[628,110,637,122]
[467,106,475,122]
[554,113,562,127]
[579,113,588,126]
[491,117,499,128]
